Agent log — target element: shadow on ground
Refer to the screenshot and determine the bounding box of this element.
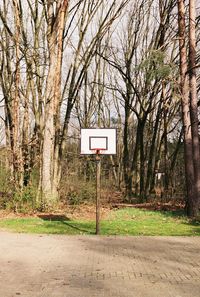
[159,210,200,235]
[37,214,95,234]
[38,214,70,221]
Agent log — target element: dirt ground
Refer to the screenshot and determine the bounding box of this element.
[0,199,186,222]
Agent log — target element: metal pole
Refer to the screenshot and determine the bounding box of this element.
[96,152,101,235]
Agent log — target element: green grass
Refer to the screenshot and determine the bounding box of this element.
[0,208,199,236]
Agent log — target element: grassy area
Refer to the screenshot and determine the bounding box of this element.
[0,208,199,236]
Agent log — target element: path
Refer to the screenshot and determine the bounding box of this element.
[0,232,199,297]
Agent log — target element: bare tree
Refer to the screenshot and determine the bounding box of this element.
[38,0,69,205]
[99,0,178,201]
[0,0,24,190]
[177,0,197,216]
[54,0,130,202]
[188,0,200,215]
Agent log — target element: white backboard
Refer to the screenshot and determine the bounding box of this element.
[80,128,117,155]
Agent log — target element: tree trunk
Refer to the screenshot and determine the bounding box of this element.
[163,83,169,193]
[12,0,23,190]
[145,101,162,197]
[22,85,30,187]
[40,0,69,207]
[177,0,196,217]
[188,0,200,216]
[123,105,131,199]
[139,119,146,202]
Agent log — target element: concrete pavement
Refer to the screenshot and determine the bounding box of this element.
[0,232,199,297]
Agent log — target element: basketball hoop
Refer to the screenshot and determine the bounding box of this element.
[80,128,116,155]
[80,128,117,235]
[91,148,106,155]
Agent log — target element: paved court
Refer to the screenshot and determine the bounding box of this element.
[0,232,199,297]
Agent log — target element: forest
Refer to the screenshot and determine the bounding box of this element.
[0,0,199,218]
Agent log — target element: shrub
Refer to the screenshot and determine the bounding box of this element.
[60,175,96,206]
